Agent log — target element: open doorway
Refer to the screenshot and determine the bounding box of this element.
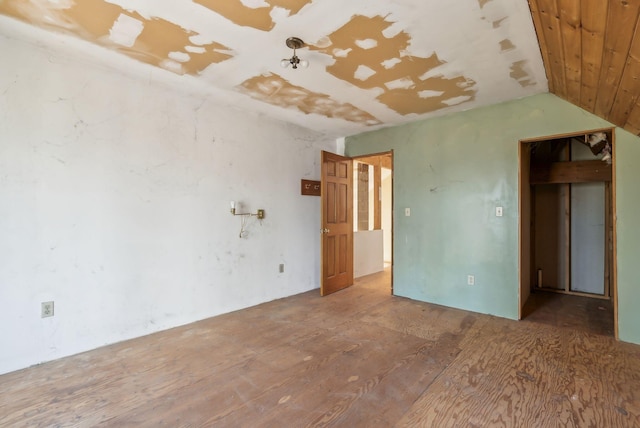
[352,152,393,294]
[519,129,616,337]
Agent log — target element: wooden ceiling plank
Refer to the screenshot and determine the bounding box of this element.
[608,12,640,127]
[579,0,608,111]
[528,0,555,93]
[535,0,568,99]
[623,101,640,135]
[594,0,640,119]
[558,0,582,105]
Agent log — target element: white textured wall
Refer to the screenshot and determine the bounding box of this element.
[354,230,384,278]
[0,33,336,375]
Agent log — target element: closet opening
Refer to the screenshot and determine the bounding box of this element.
[519,128,616,337]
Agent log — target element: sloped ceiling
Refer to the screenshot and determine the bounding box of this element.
[528,0,640,136]
[0,0,548,136]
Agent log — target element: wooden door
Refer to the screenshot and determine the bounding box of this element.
[321,151,353,296]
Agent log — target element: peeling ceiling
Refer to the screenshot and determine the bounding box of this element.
[0,0,548,136]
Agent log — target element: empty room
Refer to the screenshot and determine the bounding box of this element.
[1,0,640,426]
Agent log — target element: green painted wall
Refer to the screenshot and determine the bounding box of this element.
[614,126,640,344]
[345,93,640,344]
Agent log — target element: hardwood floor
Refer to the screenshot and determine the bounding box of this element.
[522,289,615,337]
[1,270,639,427]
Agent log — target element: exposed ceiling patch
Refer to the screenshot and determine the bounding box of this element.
[126,17,231,75]
[499,39,516,51]
[238,73,381,125]
[0,0,122,37]
[492,17,507,28]
[0,0,549,136]
[510,60,535,87]
[0,0,233,75]
[311,15,476,115]
[193,0,311,31]
[378,75,476,115]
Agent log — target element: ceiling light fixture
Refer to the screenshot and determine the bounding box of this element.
[280,37,308,69]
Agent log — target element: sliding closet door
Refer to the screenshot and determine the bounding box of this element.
[570,141,605,294]
[570,182,605,294]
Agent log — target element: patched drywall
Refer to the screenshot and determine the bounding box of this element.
[0,0,232,75]
[345,93,640,346]
[312,15,476,115]
[0,33,336,375]
[194,0,312,31]
[510,60,535,87]
[239,73,380,125]
[0,0,547,136]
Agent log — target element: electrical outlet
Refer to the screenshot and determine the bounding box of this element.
[279,263,285,273]
[467,275,475,286]
[41,301,54,318]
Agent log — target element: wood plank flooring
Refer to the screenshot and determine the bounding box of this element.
[1,270,639,427]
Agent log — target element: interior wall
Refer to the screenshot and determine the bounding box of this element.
[0,33,336,375]
[354,230,384,278]
[345,93,640,345]
[613,125,640,344]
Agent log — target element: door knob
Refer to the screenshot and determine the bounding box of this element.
[320,228,330,234]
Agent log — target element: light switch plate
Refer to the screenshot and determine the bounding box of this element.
[405,208,411,216]
[496,206,503,217]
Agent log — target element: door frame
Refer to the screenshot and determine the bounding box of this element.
[518,128,618,338]
[351,150,394,295]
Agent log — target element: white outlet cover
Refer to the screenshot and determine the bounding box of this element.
[41,301,54,318]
